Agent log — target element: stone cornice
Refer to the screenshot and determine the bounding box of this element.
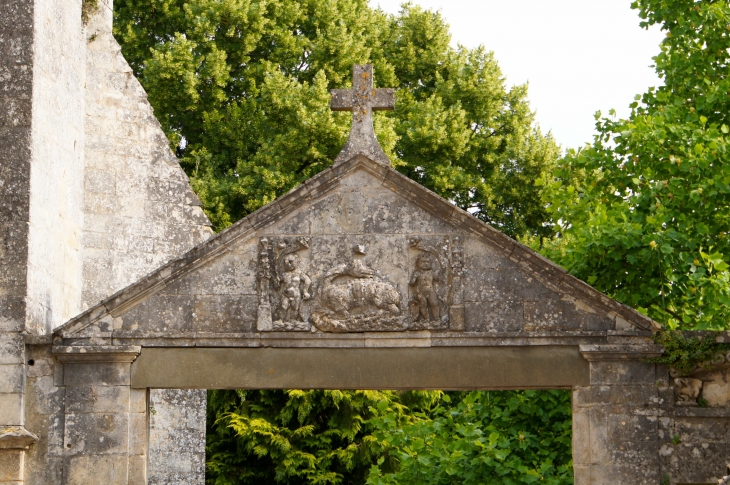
[579,344,664,361]
[52,345,141,363]
[0,427,39,450]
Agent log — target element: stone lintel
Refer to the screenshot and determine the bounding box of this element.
[579,344,663,361]
[0,426,39,450]
[130,346,590,389]
[53,345,141,363]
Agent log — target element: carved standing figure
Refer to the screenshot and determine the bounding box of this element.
[410,254,441,321]
[278,254,312,322]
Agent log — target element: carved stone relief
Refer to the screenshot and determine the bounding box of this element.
[669,351,730,407]
[257,237,312,331]
[256,235,465,332]
[407,237,449,330]
[674,377,703,405]
[311,244,405,332]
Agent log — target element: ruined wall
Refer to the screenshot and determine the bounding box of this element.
[25,0,86,334]
[0,65,31,483]
[1,0,85,481]
[81,0,212,310]
[0,0,34,444]
[79,4,212,483]
[659,359,730,483]
[13,0,212,484]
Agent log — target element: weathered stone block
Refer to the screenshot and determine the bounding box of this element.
[118,295,194,334]
[572,407,591,465]
[63,363,131,387]
[64,412,130,455]
[0,334,24,365]
[128,454,147,484]
[309,191,366,234]
[464,300,523,332]
[65,385,130,414]
[0,449,23,482]
[64,455,128,485]
[130,388,146,414]
[362,187,456,235]
[524,299,583,331]
[590,361,656,386]
[700,368,730,407]
[129,412,147,456]
[588,406,610,464]
[0,365,23,394]
[590,384,659,407]
[659,442,730,484]
[608,414,658,442]
[25,374,64,415]
[672,416,730,443]
[0,393,23,425]
[192,295,257,333]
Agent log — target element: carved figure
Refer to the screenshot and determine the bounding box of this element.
[278,254,312,322]
[674,377,703,404]
[410,254,440,321]
[407,237,448,327]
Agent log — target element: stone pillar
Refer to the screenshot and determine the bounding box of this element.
[54,346,146,485]
[148,389,206,484]
[572,344,666,485]
[1,0,38,480]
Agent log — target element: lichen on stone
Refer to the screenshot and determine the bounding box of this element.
[81,0,99,26]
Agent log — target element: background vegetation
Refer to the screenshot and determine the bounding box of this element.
[542,0,730,331]
[114,0,559,238]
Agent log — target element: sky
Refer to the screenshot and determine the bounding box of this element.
[369,0,665,151]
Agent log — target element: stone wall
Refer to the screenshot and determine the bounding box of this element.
[14,0,212,484]
[1,0,85,481]
[0,0,34,449]
[148,389,206,485]
[81,0,212,310]
[25,0,86,334]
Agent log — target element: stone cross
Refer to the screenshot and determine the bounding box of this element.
[331,64,395,165]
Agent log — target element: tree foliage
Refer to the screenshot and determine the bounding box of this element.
[114,0,559,238]
[366,391,573,485]
[206,389,446,484]
[542,0,730,330]
[206,390,573,485]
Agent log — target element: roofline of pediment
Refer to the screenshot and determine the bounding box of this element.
[55,154,659,338]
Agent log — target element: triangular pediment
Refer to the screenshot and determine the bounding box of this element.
[56,155,656,343]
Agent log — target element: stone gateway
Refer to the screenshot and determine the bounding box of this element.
[1,1,730,484]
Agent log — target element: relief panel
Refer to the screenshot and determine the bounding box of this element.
[255,235,464,332]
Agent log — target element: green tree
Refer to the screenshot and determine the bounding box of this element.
[206,389,442,485]
[206,390,573,485]
[114,0,559,238]
[366,391,573,485]
[542,0,730,330]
